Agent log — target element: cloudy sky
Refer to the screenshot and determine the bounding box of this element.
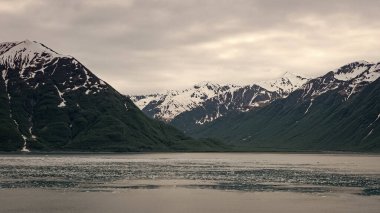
[1,0,380,95]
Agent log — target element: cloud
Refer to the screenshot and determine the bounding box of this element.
[1,0,380,94]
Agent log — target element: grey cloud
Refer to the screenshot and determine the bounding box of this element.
[1,0,380,94]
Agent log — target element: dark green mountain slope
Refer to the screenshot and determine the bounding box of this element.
[0,40,222,152]
[191,65,380,152]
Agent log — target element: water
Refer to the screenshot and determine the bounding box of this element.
[0,153,379,212]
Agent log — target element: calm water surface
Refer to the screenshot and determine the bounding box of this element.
[0,153,379,213]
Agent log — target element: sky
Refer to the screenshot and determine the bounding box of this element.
[1,0,380,95]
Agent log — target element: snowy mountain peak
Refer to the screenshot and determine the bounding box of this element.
[0,40,72,70]
[348,60,371,65]
[282,71,296,78]
[193,81,219,89]
[334,60,378,81]
[282,72,307,80]
[299,60,380,100]
[131,72,310,124]
[131,61,379,127]
[5,40,59,56]
[0,40,108,97]
[255,72,309,97]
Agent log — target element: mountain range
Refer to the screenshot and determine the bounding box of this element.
[131,72,308,132]
[132,61,380,152]
[1,40,378,152]
[0,40,222,152]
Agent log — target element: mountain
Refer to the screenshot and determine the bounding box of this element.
[255,72,309,97]
[0,40,222,152]
[131,73,308,132]
[191,61,380,152]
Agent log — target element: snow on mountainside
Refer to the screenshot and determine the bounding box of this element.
[191,60,380,151]
[0,40,63,67]
[299,61,380,102]
[342,61,380,84]
[0,40,110,151]
[334,60,371,81]
[0,42,18,55]
[132,60,380,130]
[132,82,239,121]
[1,39,204,152]
[131,73,308,125]
[0,40,108,95]
[255,72,308,97]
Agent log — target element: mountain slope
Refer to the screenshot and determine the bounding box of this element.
[0,40,222,152]
[131,73,308,132]
[191,61,380,152]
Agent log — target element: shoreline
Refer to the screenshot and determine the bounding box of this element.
[0,150,379,155]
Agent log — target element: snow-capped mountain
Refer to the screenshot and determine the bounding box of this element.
[0,40,208,152]
[132,81,229,122]
[299,61,380,102]
[1,40,109,95]
[131,72,309,131]
[132,60,379,133]
[256,72,308,97]
[0,40,110,151]
[192,60,380,152]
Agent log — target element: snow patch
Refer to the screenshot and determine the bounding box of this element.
[304,99,313,115]
[363,129,374,141]
[241,136,251,141]
[54,85,67,108]
[346,84,357,100]
[256,72,309,97]
[368,113,380,128]
[196,112,222,125]
[334,66,368,81]
[20,135,30,152]
[1,69,7,81]
[29,126,37,139]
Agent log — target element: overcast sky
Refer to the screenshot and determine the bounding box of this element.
[1,0,380,95]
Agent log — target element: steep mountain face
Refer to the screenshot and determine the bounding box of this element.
[191,61,380,152]
[0,40,222,152]
[131,73,308,132]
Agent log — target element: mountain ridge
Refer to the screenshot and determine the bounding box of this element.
[131,60,379,131]
[131,71,309,131]
[189,60,380,152]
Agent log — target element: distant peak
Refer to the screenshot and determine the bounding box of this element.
[0,40,73,70]
[15,40,59,54]
[22,39,33,44]
[282,72,295,78]
[0,40,73,60]
[17,40,37,46]
[20,40,45,48]
[194,81,219,88]
[353,60,371,64]
[281,72,308,80]
[334,60,373,74]
[342,60,373,67]
[333,60,379,81]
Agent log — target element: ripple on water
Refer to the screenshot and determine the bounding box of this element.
[0,154,379,196]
